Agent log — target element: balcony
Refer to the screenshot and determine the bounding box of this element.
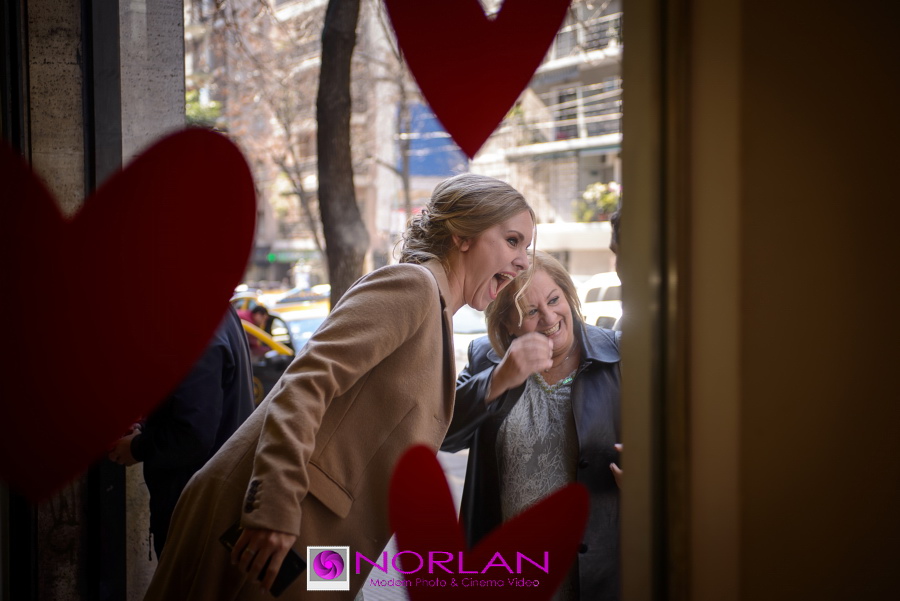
[499,79,622,159]
[538,12,622,74]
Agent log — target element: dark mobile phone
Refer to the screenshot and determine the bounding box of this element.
[220,522,306,598]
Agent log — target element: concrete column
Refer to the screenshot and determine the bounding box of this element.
[117,5,185,598]
[28,0,85,217]
[21,1,185,599]
[119,0,185,162]
[26,2,90,600]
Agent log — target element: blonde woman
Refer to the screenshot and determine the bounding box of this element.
[142,174,535,600]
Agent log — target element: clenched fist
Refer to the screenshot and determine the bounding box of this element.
[486,332,553,402]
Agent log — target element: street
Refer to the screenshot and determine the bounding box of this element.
[360,450,468,601]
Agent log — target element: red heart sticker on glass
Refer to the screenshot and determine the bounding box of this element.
[0,128,256,502]
[384,0,572,158]
[389,445,589,600]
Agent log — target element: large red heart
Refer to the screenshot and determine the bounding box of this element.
[383,0,572,158]
[389,445,589,600]
[0,128,256,502]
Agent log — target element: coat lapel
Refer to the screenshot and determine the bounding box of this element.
[422,260,458,412]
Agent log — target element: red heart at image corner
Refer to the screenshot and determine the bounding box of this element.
[384,0,572,159]
[390,445,589,601]
[0,128,256,502]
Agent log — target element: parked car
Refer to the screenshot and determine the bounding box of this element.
[240,320,293,405]
[270,284,331,313]
[279,306,330,350]
[453,305,488,375]
[231,291,296,350]
[240,304,333,404]
[231,287,292,314]
[230,291,267,313]
[578,271,622,329]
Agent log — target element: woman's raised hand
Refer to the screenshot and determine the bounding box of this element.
[610,443,623,488]
[487,333,553,402]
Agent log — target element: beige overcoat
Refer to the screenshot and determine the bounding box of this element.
[143,261,456,600]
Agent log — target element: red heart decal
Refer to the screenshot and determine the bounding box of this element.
[389,445,589,601]
[0,128,256,502]
[383,0,572,158]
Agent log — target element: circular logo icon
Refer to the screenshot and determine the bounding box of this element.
[312,550,345,580]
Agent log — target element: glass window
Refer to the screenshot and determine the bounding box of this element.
[269,317,293,348]
[556,90,579,140]
[288,316,327,350]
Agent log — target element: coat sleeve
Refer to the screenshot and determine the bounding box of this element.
[442,337,503,453]
[241,265,437,535]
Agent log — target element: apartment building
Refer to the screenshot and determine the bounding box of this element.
[471,0,622,275]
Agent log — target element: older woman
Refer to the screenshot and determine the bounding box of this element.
[443,251,622,601]
[142,173,535,601]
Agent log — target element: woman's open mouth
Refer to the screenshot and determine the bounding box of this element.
[541,322,561,336]
[491,272,515,298]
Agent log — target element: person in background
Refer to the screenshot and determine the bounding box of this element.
[237,306,270,357]
[609,207,620,268]
[141,173,535,600]
[109,305,256,559]
[443,251,622,601]
[250,306,270,329]
[607,206,623,480]
[609,206,622,330]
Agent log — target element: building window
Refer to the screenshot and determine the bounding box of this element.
[556,90,579,140]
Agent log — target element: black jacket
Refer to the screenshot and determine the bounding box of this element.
[131,305,255,557]
[442,322,621,601]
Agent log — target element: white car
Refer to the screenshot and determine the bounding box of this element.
[452,305,488,376]
[278,306,330,350]
[577,271,622,329]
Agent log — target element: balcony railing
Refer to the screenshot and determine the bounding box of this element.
[543,12,622,64]
[506,80,622,147]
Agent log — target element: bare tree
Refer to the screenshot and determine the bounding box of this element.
[317,0,369,305]
[215,1,327,257]
[189,0,405,289]
[373,1,414,223]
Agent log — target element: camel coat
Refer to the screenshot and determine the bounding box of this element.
[143,261,456,601]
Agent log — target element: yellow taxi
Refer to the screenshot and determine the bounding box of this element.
[235,302,333,405]
[240,320,294,405]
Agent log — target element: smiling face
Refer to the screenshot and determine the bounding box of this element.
[506,268,576,357]
[454,209,534,311]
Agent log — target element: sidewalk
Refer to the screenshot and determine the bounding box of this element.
[360,450,468,601]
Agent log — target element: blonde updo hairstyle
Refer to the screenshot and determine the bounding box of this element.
[485,250,583,355]
[399,173,535,267]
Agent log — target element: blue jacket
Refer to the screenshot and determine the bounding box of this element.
[443,321,621,601]
[131,305,255,557]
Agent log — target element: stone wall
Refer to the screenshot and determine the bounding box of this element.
[20,1,185,599]
[28,0,85,217]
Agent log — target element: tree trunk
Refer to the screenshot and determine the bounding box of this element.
[317,0,368,307]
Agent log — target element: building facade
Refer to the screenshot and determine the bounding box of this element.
[471,0,622,275]
[184,0,467,285]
